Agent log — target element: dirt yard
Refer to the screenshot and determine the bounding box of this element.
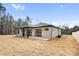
[0,35,79,56]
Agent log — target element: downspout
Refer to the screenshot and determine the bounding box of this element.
[51,26,52,40]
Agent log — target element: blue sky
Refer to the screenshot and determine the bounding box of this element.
[2,3,79,27]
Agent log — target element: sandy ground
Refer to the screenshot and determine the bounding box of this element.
[0,35,79,56]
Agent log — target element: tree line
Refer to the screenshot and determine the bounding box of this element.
[0,3,31,35]
[61,25,79,35]
[0,3,79,35]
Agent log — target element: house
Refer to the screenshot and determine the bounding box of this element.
[17,22,61,40]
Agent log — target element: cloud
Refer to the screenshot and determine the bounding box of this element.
[69,21,79,28]
[11,4,24,11]
[52,21,79,28]
[60,5,64,8]
[52,22,60,26]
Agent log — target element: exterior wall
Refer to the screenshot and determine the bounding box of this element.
[16,29,22,36]
[58,29,61,35]
[17,29,28,37]
[42,27,51,39]
[32,29,35,37]
[24,29,27,37]
[31,27,61,40]
[52,27,61,38]
[17,27,61,40]
[30,27,51,40]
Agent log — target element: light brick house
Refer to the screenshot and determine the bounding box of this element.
[17,23,61,40]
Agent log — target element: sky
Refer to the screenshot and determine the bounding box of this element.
[2,3,79,28]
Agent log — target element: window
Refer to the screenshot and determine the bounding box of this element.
[18,29,19,34]
[45,28,49,31]
[35,29,42,37]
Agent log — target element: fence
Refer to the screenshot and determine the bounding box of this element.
[72,31,79,42]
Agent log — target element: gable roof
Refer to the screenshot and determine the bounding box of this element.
[36,22,50,26]
[18,22,61,29]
